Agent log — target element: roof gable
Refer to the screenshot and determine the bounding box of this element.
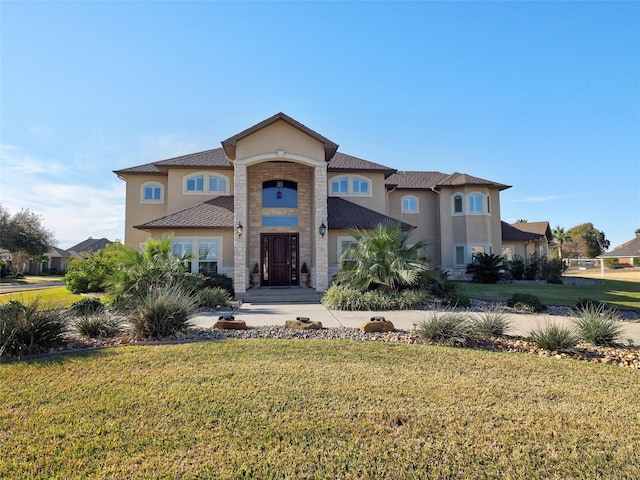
[221,112,338,162]
[328,152,396,177]
[510,221,552,241]
[67,238,113,254]
[598,236,640,258]
[328,197,413,230]
[501,221,543,242]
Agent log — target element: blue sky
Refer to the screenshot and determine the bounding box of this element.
[1,1,638,250]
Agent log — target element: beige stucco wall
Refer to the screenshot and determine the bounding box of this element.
[235,120,326,162]
[327,172,387,213]
[387,189,441,267]
[120,174,167,249]
[165,168,233,213]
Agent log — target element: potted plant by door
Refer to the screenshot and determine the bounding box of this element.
[251,263,261,288]
[300,263,310,288]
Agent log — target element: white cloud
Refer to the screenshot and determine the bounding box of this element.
[514,194,576,203]
[0,144,125,249]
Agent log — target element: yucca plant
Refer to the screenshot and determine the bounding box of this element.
[572,304,622,346]
[529,321,579,351]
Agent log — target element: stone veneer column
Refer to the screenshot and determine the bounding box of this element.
[314,164,329,291]
[234,163,247,294]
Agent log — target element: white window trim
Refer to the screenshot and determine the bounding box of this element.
[183,172,230,195]
[401,195,419,214]
[140,181,164,204]
[502,245,515,262]
[171,236,224,274]
[329,175,372,197]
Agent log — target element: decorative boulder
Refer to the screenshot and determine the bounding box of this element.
[214,317,247,330]
[285,319,323,330]
[360,317,394,333]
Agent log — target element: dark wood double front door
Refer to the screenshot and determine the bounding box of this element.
[260,233,299,287]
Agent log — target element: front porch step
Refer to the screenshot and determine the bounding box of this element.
[240,287,324,305]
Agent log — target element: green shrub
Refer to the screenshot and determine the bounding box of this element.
[506,293,546,313]
[529,321,580,351]
[524,256,540,281]
[546,277,563,284]
[0,260,9,278]
[201,273,234,296]
[634,257,640,267]
[75,314,123,338]
[604,258,619,269]
[196,287,232,308]
[0,298,67,357]
[417,311,475,345]
[68,297,105,317]
[472,306,510,337]
[541,257,566,282]
[442,293,471,308]
[321,285,431,311]
[129,283,197,339]
[572,304,622,346]
[510,255,525,280]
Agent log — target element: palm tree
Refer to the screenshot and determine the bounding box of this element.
[515,219,528,223]
[337,222,430,292]
[552,225,571,259]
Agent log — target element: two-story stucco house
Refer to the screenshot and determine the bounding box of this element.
[115,112,510,294]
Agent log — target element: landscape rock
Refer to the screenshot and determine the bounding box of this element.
[214,319,247,330]
[360,320,395,333]
[285,319,323,330]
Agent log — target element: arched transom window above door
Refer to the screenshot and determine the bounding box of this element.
[262,180,298,208]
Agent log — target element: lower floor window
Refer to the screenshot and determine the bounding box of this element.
[171,237,221,275]
[455,246,465,265]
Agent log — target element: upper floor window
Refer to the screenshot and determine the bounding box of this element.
[453,194,463,214]
[209,175,227,193]
[330,175,371,196]
[401,195,418,213]
[183,172,229,195]
[186,175,204,192]
[331,177,348,194]
[141,182,164,204]
[262,180,298,208]
[469,194,483,213]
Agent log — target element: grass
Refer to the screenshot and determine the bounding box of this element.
[0,287,95,308]
[0,275,64,285]
[458,274,640,311]
[2,340,640,479]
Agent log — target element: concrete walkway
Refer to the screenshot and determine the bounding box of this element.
[190,302,640,346]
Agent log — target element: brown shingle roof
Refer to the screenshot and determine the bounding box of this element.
[501,222,543,242]
[135,196,234,230]
[510,221,552,241]
[328,152,396,177]
[437,172,511,191]
[114,148,231,175]
[598,236,640,258]
[328,197,413,230]
[385,171,450,189]
[222,112,339,162]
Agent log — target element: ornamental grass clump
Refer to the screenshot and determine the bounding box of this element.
[129,282,197,339]
[75,313,123,338]
[196,287,232,309]
[572,303,623,346]
[472,306,510,338]
[417,310,475,346]
[529,321,580,351]
[0,298,68,358]
[68,297,105,317]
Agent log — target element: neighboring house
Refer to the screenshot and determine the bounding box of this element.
[67,237,113,259]
[598,237,640,266]
[44,246,71,273]
[114,112,511,293]
[503,221,552,260]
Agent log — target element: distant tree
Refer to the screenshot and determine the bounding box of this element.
[635,228,640,237]
[564,223,610,258]
[551,225,571,259]
[0,205,55,273]
[515,219,528,223]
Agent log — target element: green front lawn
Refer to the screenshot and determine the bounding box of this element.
[2,340,639,479]
[458,278,640,310]
[0,287,95,308]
